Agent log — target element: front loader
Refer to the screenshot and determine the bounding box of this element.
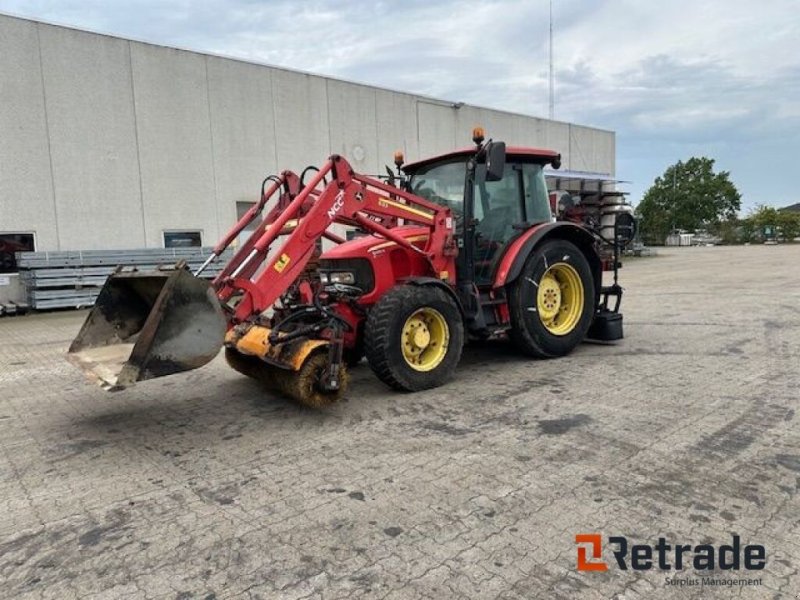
[68,128,634,407]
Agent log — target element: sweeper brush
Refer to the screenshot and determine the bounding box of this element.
[223,348,348,407]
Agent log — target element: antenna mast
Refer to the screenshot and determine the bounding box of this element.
[549,0,555,119]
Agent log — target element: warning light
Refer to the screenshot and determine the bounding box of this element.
[472,126,485,145]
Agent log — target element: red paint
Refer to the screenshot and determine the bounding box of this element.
[209,156,457,326]
[492,222,552,288]
[204,144,592,355]
[403,146,560,172]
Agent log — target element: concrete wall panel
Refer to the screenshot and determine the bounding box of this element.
[0,14,614,253]
[453,106,487,147]
[543,121,571,169]
[207,55,278,230]
[417,102,458,157]
[508,115,547,149]
[567,125,615,174]
[271,69,330,172]
[326,80,379,174]
[602,128,616,174]
[590,125,615,174]
[462,107,516,146]
[0,18,58,250]
[375,91,419,167]
[38,23,145,250]
[130,42,218,247]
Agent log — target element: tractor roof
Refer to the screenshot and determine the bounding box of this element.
[403,146,560,172]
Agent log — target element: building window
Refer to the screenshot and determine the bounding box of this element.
[0,233,35,273]
[163,230,202,248]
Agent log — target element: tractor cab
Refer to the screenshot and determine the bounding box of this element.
[403,135,560,286]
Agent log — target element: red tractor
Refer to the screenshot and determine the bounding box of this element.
[68,129,633,406]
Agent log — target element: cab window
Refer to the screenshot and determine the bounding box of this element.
[474,163,524,244]
[522,163,552,224]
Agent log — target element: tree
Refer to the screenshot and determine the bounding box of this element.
[742,205,800,242]
[711,217,741,245]
[749,205,779,230]
[636,157,741,244]
[738,217,757,244]
[778,211,800,241]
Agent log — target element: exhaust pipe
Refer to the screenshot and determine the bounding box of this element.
[67,267,226,390]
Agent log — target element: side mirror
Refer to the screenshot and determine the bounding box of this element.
[384,165,396,187]
[485,141,506,182]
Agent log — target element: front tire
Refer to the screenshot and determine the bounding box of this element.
[364,285,464,391]
[508,239,595,358]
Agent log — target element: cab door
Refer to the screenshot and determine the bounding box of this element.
[473,162,552,284]
[473,163,524,284]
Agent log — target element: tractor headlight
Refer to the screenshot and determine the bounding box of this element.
[318,258,375,293]
[328,271,356,285]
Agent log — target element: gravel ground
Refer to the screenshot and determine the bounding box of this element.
[1,245,799,599]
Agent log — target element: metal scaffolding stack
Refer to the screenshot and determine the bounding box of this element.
[16,247,231,311]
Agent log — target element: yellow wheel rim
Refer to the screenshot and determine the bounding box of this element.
[401,308,449,371]
[536,263,584,336]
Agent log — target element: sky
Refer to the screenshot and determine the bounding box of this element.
[1,0,798,212]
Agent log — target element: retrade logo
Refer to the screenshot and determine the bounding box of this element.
[575,534,766,572]
[576,534,608,571]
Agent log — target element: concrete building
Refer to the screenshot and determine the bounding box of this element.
[0,12,615,259]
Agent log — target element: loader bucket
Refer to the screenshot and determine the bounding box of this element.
[67,268,226,390]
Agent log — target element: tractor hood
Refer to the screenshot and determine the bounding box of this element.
[321,226,431,259]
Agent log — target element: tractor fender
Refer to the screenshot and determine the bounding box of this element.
[493,222,602,298]
[402,277,465,316]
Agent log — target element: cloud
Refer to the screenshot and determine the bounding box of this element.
[1,0,797,208]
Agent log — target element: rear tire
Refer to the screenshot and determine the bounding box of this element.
[365,285,463,391]
[508,239,595,358]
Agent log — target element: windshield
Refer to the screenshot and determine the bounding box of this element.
[407,159,467,216]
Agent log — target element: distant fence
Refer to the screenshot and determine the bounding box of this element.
[16,247,232,311]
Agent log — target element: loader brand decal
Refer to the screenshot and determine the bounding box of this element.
[575,534,765,586]
[273,253,291,273]
[378,197,434,221]
[327,191,346,219]
[369,235,429,254]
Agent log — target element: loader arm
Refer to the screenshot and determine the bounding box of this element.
[218,155,457,322]
[207,171,347,301]
[67,155,457,394]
